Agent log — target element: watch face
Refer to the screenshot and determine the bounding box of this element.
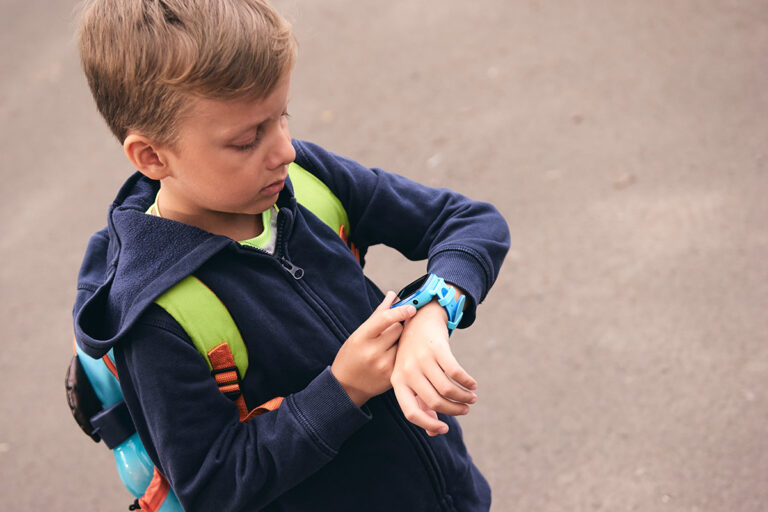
[396,274,430,302]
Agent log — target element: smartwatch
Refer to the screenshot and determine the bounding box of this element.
[392,273,465,336]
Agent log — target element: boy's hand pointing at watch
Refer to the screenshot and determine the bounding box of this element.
[332,291,417,407]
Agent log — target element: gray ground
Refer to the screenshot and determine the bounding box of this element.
[1,0,767,510]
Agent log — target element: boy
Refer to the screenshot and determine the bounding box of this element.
[73,0,510,510]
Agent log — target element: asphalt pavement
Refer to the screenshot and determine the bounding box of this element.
[2,0,768,510]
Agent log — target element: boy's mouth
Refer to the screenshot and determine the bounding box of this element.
[261,178,286,196]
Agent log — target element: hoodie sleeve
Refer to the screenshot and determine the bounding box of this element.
[293,140,511,327]
[115,306,371,512]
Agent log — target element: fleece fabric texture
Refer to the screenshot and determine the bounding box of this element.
[73,139,510,512]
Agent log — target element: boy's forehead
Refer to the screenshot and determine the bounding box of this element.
[184,76,291,135]
[190,95,262,122]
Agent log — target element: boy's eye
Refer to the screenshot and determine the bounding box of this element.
[232,138,260,151]
[230,113,289,151]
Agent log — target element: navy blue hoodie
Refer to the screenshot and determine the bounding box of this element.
[73,140,510,511]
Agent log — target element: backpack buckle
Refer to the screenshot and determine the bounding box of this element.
[211,365,243,400]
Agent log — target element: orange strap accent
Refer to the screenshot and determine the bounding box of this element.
[243,397,284,423]
[74,333,120,380]
[338,225,361,263]
[102,354,119,380]
[213,369,239,386]
[208,343,249,419]
[207,342,238,371]
[207,342,283,422]
[138,467,171,512]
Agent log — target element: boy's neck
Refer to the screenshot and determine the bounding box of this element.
[156,193,265,241]
[183,211,265,241]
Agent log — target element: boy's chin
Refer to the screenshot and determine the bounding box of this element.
[236,202,277,216]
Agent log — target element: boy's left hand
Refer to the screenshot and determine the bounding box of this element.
[390,294,478,436]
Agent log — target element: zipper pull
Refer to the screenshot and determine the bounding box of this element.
[280,257,304,279]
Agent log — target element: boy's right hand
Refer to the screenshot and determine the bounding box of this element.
[331,292,417,407]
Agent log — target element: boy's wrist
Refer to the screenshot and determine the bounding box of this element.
[416,300,449,324]
[412,281,465,331]
[340,384,369,408]
[395,275,466,335]
[330,364,370,407]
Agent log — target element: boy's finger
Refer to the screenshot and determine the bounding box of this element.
[436,346,478,391]
[424,363,477,405]
[392,383,449,434]
[409,374,471,417]
[375,291,398,312]
[364,304,416,337]
[378,322,404,347]
[414,396,442,437]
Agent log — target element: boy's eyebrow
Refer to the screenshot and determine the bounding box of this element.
[223,100,290,140]
[225,120,267,139]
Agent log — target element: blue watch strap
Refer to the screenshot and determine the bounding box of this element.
[393,273,465,335]
[428,275,465,334]
[444,294,466,332]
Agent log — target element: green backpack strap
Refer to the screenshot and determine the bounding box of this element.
[155,276,284,421]
[289,162,350,238]
[155,275,256,419]
[289,162,360,260]
[155,275,248,377]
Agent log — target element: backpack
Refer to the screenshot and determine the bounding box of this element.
[65,163,357,511]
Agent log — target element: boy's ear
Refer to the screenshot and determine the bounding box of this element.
[123,133,172,180]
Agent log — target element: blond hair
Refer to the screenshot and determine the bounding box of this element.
[78,0,297,145]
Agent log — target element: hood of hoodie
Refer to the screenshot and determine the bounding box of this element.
[73,171,296,359]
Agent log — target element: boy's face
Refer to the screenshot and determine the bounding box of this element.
[158,73,295,225]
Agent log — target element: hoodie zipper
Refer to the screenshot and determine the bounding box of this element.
[279,257,304,279]
[237,211,305,279]
[274,212,302,278]
[239,209,348,341]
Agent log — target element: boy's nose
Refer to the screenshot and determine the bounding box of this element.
[268,125,296,170]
